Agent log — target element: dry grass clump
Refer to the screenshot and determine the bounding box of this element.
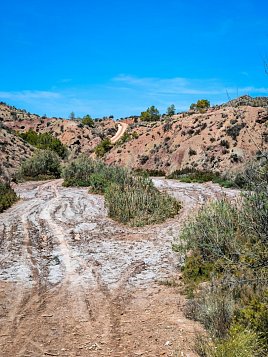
[63,155,181,226]
[105,175,180,226]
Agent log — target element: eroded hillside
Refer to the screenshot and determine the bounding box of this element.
[0,103,117,176]
[106,104,268,175]
[1,97,268,177]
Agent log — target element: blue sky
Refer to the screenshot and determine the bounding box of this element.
[0,0,267,118]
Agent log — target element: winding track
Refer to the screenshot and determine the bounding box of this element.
[110,122,128,144]
[0,179,238,356]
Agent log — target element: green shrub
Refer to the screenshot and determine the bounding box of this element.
[167,168,235,188]
[94,138,112,157]
[89,172,110,193]
[0,182,18,212]
[192,288,235,338]
[63,156,130,190]
[62,155,96,186]
[175,199,242,266]
[180,252,215,284]
[235,294,268,346]
[63,156,181,226]
[195,327,264,357]
[81,114,94,127]
[134,168,166,177]
[105,176,180,226]
[176,156,268,353]
[19,129,68,158]
[19,150,61,180]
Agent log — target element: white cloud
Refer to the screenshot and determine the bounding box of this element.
[0,76,267,118]
[0,90,61,100]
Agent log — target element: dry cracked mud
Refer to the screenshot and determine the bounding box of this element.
[0,179,239,357]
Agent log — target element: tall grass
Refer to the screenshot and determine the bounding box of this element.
[105,177,180,226]
[62,155,181,226]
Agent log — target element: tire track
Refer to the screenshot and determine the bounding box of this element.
[0,178,239,356]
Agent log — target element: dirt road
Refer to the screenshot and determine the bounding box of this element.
[0,179,238,357]
[110,123,128,144]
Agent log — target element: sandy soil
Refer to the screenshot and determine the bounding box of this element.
[0,179,238,357]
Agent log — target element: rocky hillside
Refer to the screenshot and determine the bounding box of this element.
[105,103,268,175]
[0,102,117,176]
[1,97,268,177]
[0,103,117,154]
[0,122,34,177]
[223,95,268,108]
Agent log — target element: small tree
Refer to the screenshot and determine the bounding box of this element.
[69,111,75,120]
[82,114,94,127]
[140,106,160,122]
[167,104,176,116]
[190,99,210,111]
[196,99,210,109]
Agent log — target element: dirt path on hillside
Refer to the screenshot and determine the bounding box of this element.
[0,179,239,357]
[110,123,128,144]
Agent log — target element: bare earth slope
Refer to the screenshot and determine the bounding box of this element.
[0,102,117,161]
[0,179,238,356]
[1,99,268,176]
[0,123,34,176]
[106,105,268,175]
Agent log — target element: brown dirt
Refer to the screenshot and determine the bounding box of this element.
[0,179,239,357]
[106,105,268,175]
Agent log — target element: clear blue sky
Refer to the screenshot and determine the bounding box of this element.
[0,0,267,118]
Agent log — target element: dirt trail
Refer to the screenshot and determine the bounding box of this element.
[0,179,239,357]
[110,123,128,144]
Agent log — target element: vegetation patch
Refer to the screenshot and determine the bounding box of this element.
[105,176,180,226]
[226,123,246,141]
[0,182,18,213]
[19,129,68,158]
[167,168,235,188]
[18,150,61,180]
[134,168,166,177]
[174,156,268,355]
[116,131,139,145]
[63,156,180,226]
[94,138,112,157]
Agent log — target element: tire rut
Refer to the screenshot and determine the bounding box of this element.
[0,178,239,356]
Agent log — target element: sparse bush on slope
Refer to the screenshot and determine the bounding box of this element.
[94,138,112,157]
[19,129,68,158]
[19,150,61,180]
